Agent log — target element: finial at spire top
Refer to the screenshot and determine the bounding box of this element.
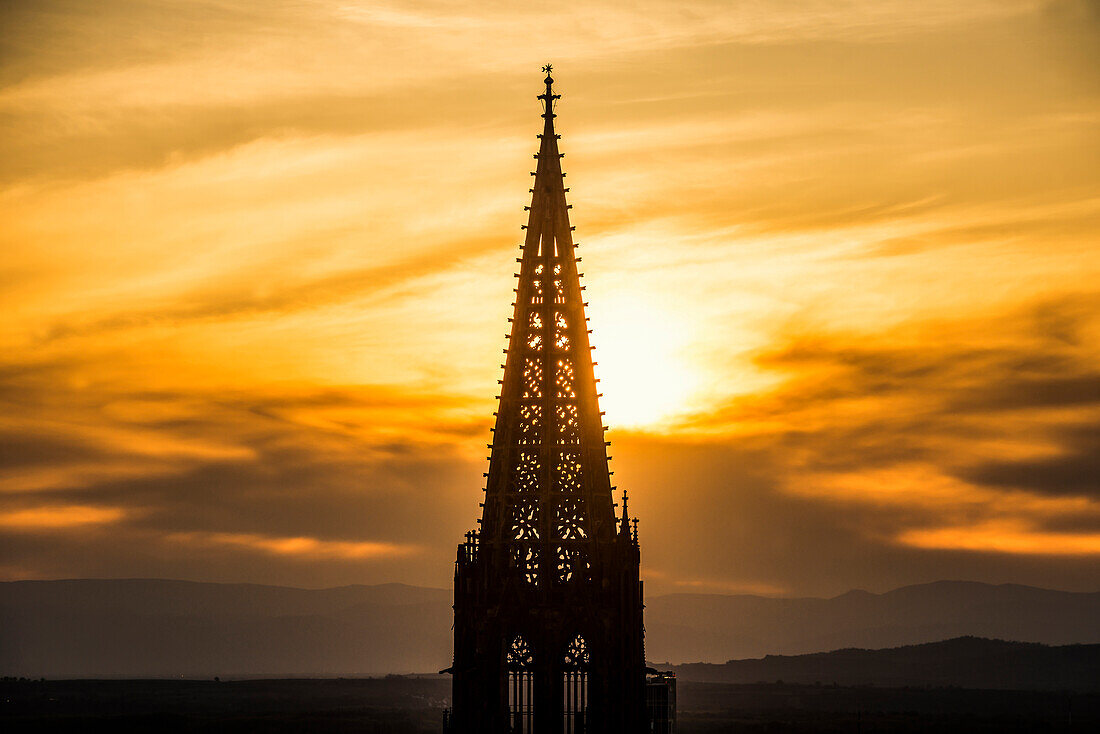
[538,63,560,119]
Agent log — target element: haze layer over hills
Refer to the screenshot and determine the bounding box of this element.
[2,579,1097,677]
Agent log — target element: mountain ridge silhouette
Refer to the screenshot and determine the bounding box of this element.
[2,578,1097,677]
[663,636,1100,690]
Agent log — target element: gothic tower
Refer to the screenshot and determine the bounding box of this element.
[448,68,647,733]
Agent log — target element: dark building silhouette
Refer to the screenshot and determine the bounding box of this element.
[646,672,677,734]
[446,68,648,733]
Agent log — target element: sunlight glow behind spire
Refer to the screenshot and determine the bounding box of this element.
[593,295,700,429]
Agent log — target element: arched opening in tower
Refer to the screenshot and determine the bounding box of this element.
[563,634,589,733]
[507,635,535,733]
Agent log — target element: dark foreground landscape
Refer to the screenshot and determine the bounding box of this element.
[5,580,1099,731]
[3,677,1099,733]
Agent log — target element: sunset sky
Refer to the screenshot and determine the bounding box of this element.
[2,0,1098,597]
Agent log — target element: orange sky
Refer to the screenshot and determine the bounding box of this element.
[1,0,1098,596]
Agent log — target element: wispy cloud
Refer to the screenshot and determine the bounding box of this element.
[899,521,1100,555]
[166,530,418,560]
[0,505,127,529]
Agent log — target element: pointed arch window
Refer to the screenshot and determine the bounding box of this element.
[506,635,534,733]
[562,635,589,733]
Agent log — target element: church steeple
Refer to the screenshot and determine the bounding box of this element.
[450,69,647,734]
[478,67,622,582]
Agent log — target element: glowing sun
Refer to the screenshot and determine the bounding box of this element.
[590,295,698,429]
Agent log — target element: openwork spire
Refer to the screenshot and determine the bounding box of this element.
[478,67,620,587]
[450,70,647,734]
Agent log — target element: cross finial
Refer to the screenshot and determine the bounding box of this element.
[538,64,560,120]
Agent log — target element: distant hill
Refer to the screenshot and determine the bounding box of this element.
[645,580,1100,663]
[665,636,1100,690]
[2,578,1098,677]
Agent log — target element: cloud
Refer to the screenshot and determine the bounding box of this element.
[165,530,419,560]
[653,293,1100,579]
[898,520,1100,555]
[959,423,1100,497]
[0,505,127,529]
[0,352,483,585]
[0,0,1073,188]
[614,433,1100,597]
[32,232,510,343]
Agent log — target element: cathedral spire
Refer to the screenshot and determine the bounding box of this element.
[476,65,617,583]
[450,69,647,734]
